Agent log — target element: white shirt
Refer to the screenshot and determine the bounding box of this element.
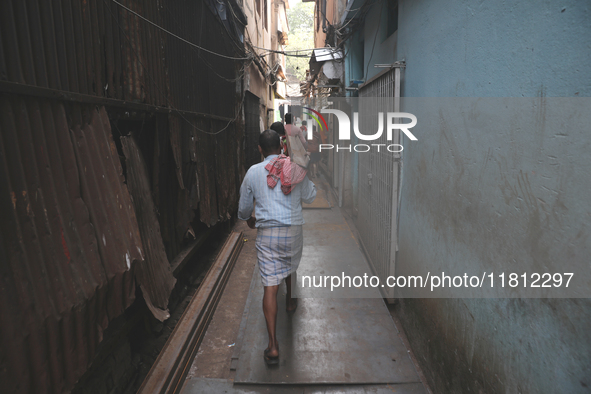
[238,154,317,228]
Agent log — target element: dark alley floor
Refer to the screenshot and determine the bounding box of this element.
[179,178,431,393]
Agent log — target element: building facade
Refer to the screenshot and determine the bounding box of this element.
[241,0,290,168]
[313,0,591,392]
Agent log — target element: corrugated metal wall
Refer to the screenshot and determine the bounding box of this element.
[0,0,242,110]
[0,0,246,392]
[0,99,145,393]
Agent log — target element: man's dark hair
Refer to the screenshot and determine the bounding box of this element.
[302,120,307,126]
[270,121,285,136]
[259,129,281,156]
[284,113,292,124]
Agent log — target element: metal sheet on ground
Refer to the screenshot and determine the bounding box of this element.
[303,188,331,209]
[296,208,384,299]
[234,210,421,384]
[182,378,426,393]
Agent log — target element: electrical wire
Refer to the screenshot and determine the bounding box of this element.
[208,0,249,53]
[220,0,248,27]
[254,47,343,60]
[105,0,243,135]
[159,0,251,83]
[334,1,376,33]
[109,0,318,129]
[111,0,251,60]
[252,45,340,54]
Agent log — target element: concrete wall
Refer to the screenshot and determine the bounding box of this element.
[245,0,273,114]
[272,0,288,99]
[244,0,272,54]
[244,0,289,125]
[361,1,397,82]
[394,0,591,392]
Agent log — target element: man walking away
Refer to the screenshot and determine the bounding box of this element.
[238,130,316,365]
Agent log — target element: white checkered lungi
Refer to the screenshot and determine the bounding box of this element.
[255,225,303,286]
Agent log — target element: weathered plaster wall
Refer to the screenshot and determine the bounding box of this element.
[394,0,591,392]
[245,0,273,112]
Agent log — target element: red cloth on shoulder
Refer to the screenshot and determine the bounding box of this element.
[265,154,307,195]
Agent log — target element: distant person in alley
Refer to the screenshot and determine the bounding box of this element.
[284,112,308,151]
[238,129,316,365]
[269,121,287,156]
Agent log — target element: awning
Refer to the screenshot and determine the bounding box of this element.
[312,48,344,62]
[309,48,344,77]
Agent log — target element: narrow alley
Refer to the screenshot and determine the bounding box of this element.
[175,178,427,393]
[0,0,589,394]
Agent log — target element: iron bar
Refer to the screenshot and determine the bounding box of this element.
[0,80,235,122]
[137,231,244,394]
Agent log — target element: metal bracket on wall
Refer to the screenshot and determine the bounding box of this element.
[374,61,406,69]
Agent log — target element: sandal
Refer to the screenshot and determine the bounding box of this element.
[286,298,298,313]
[264,348,279,365]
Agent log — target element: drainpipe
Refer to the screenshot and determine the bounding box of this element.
[339,142,345,207]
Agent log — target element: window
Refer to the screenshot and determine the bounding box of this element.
[386,0,398,37]
[264,0,268,30]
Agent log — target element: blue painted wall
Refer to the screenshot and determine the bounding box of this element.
[397,0,590,97]
[344,0,399,91]
[389,0,591,392]
[361,0,398,82]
